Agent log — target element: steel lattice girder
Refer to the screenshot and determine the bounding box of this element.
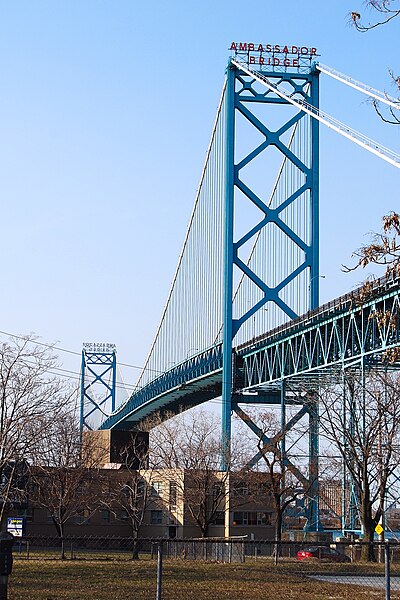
[239,277,400,389]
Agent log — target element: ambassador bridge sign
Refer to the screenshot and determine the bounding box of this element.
[230,42,318,69]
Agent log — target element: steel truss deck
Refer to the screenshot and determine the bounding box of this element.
[239,275,400,390]
[100,275,400,430]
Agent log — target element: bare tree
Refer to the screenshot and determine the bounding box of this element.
[102,435,152,559]
[150,411,250,538]
[319,371,400,560]
[0,335,71,526]
[350,1,400,124]
[239,410,314,546]
[29,409,102,558]
[256,415,306,544]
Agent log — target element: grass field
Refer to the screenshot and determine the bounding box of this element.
[8,557,400,600]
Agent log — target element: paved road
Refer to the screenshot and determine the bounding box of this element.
[312,574,400,590]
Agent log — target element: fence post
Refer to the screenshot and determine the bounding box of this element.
[385,542,390,600]
[156,541,163,600]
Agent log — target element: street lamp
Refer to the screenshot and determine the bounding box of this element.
[252,307,268,341]
[308,275,325,292]
[308,275,325,311]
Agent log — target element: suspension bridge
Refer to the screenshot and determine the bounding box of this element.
[80,46,400,533]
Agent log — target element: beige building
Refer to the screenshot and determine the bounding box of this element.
[139,469,275,540]
[9,466,276,540]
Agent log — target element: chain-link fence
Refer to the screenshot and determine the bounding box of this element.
[6,536,400,599]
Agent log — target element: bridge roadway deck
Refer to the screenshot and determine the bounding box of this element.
[100,275,400,430]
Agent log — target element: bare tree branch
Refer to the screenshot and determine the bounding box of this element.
[350,1,400,31]
[0,335,74,526]
[343,212,400,277]
[318,371,400,560]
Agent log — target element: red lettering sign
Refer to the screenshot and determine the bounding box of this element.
[230,42,318,56]
[229,42,319,70]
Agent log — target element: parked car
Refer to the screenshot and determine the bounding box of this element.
[296,546,351,562]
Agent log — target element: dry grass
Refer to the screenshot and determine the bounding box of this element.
[8,556,400,599]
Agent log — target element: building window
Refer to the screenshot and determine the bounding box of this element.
[233,511,267,526]
[234,482,248,496]
[212,511,225,525]
[101,509,110,523]
[212,482,224,498]
[120,509,129,522]
[257,512,272,525]
[247,512,257,526]
[169,481,177,509]
[75,510,90,525]
[137,479,145,497]
[122,482,132,497]
[151,481,163,496]
[257,482,269,496]
[21,508,34,523]
[151,510,163,525]
[233,512,243,525]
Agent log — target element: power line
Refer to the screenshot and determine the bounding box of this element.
[0,331,288,410]
[0,330,235,407]
[0,329,162,373]
[17,357,141,393]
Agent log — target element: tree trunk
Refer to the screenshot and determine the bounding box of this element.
[275,511,283,544]
[200,524,209,538]
[274,510,283,565]
[53,519,66,560]
[132,531,140,560]
[60,536,66,560]
[360,501,376,561]
[360,527,376,562]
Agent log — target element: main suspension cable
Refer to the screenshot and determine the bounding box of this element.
[316,62,400,111]
[232,59,400,169]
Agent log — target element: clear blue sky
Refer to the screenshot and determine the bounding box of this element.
[0,0,398,392]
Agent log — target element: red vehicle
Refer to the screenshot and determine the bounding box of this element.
[296,546,351,562]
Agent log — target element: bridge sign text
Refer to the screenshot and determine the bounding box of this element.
[230,42,318,67]
[82,342,116,353]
